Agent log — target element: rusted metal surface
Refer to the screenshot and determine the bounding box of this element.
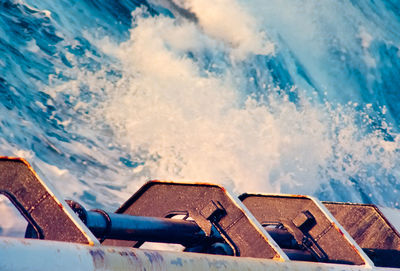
[102,181,287,260]
[324,202,400,268]
[240,193,373,266]
[0,157,98,245]
[3,156,400,269]
[0,237,394,271]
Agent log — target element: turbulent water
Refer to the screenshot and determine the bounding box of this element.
[1,0,400,214]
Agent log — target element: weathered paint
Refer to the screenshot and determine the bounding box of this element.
[141,180,289,261]
[112,181,287,259]
[0,157,100,246]
[242,192,375,267]
[224,187,288,261]
[0,237,398,271]
[312,195,374,267]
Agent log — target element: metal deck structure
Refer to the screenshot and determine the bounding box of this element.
[1,157,400,270]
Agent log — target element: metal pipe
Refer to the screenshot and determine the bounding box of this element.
[264,227,315,261]
[264,228,298,249]
[66,200,216,246]
[68,201,320,262]
[0,237,387,271]
[86,210,209,245]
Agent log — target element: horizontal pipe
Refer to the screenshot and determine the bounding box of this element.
[0,237,385,271]
[264,228,315,261]
[86,211,316,261]
[264,228,298,249]
[71,204,330,262]
[87,212,321,261]
[86,211,211,245]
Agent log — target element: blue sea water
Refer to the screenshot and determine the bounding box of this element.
[1,0,400,211]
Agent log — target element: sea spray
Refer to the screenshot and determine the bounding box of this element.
[0,0,400,210]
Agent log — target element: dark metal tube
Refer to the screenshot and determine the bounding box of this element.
[264,228,315,261]
[265,227,298,249]
[86,211,208,245]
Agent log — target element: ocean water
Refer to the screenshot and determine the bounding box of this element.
[1,0,400,216]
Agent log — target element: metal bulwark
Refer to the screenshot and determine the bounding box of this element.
[240,193,373,266]
[102,181,288,260]
[324,202,400,268]
[0,237,393,271]
[0,157,98,245]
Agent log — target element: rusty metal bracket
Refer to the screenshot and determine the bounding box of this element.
[324,202,400,268]
[102,181,288,260]
[239,193,373,266]
[0,157,98,245]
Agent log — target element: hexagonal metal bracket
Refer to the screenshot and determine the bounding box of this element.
[239,193,373,266]
[324,201,400,268]
[0,157,98,245]
[102,181,288,260]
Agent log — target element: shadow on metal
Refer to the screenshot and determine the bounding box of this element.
[239,193,369,265]
[102,181,287,260]
[0,157,97,244]
[324,202,400,268]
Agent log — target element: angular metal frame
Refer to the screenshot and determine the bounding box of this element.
[240,193,373,266]
[0,157,98,245]
[102,181,288,260]
[324,201,400,268]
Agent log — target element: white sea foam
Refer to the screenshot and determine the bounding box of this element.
[26,39,40,53]
[0,195,27,237]
[380,207,400,231]
[5,0,399,210]
[83,9,400,202]
[169,0,274,58]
